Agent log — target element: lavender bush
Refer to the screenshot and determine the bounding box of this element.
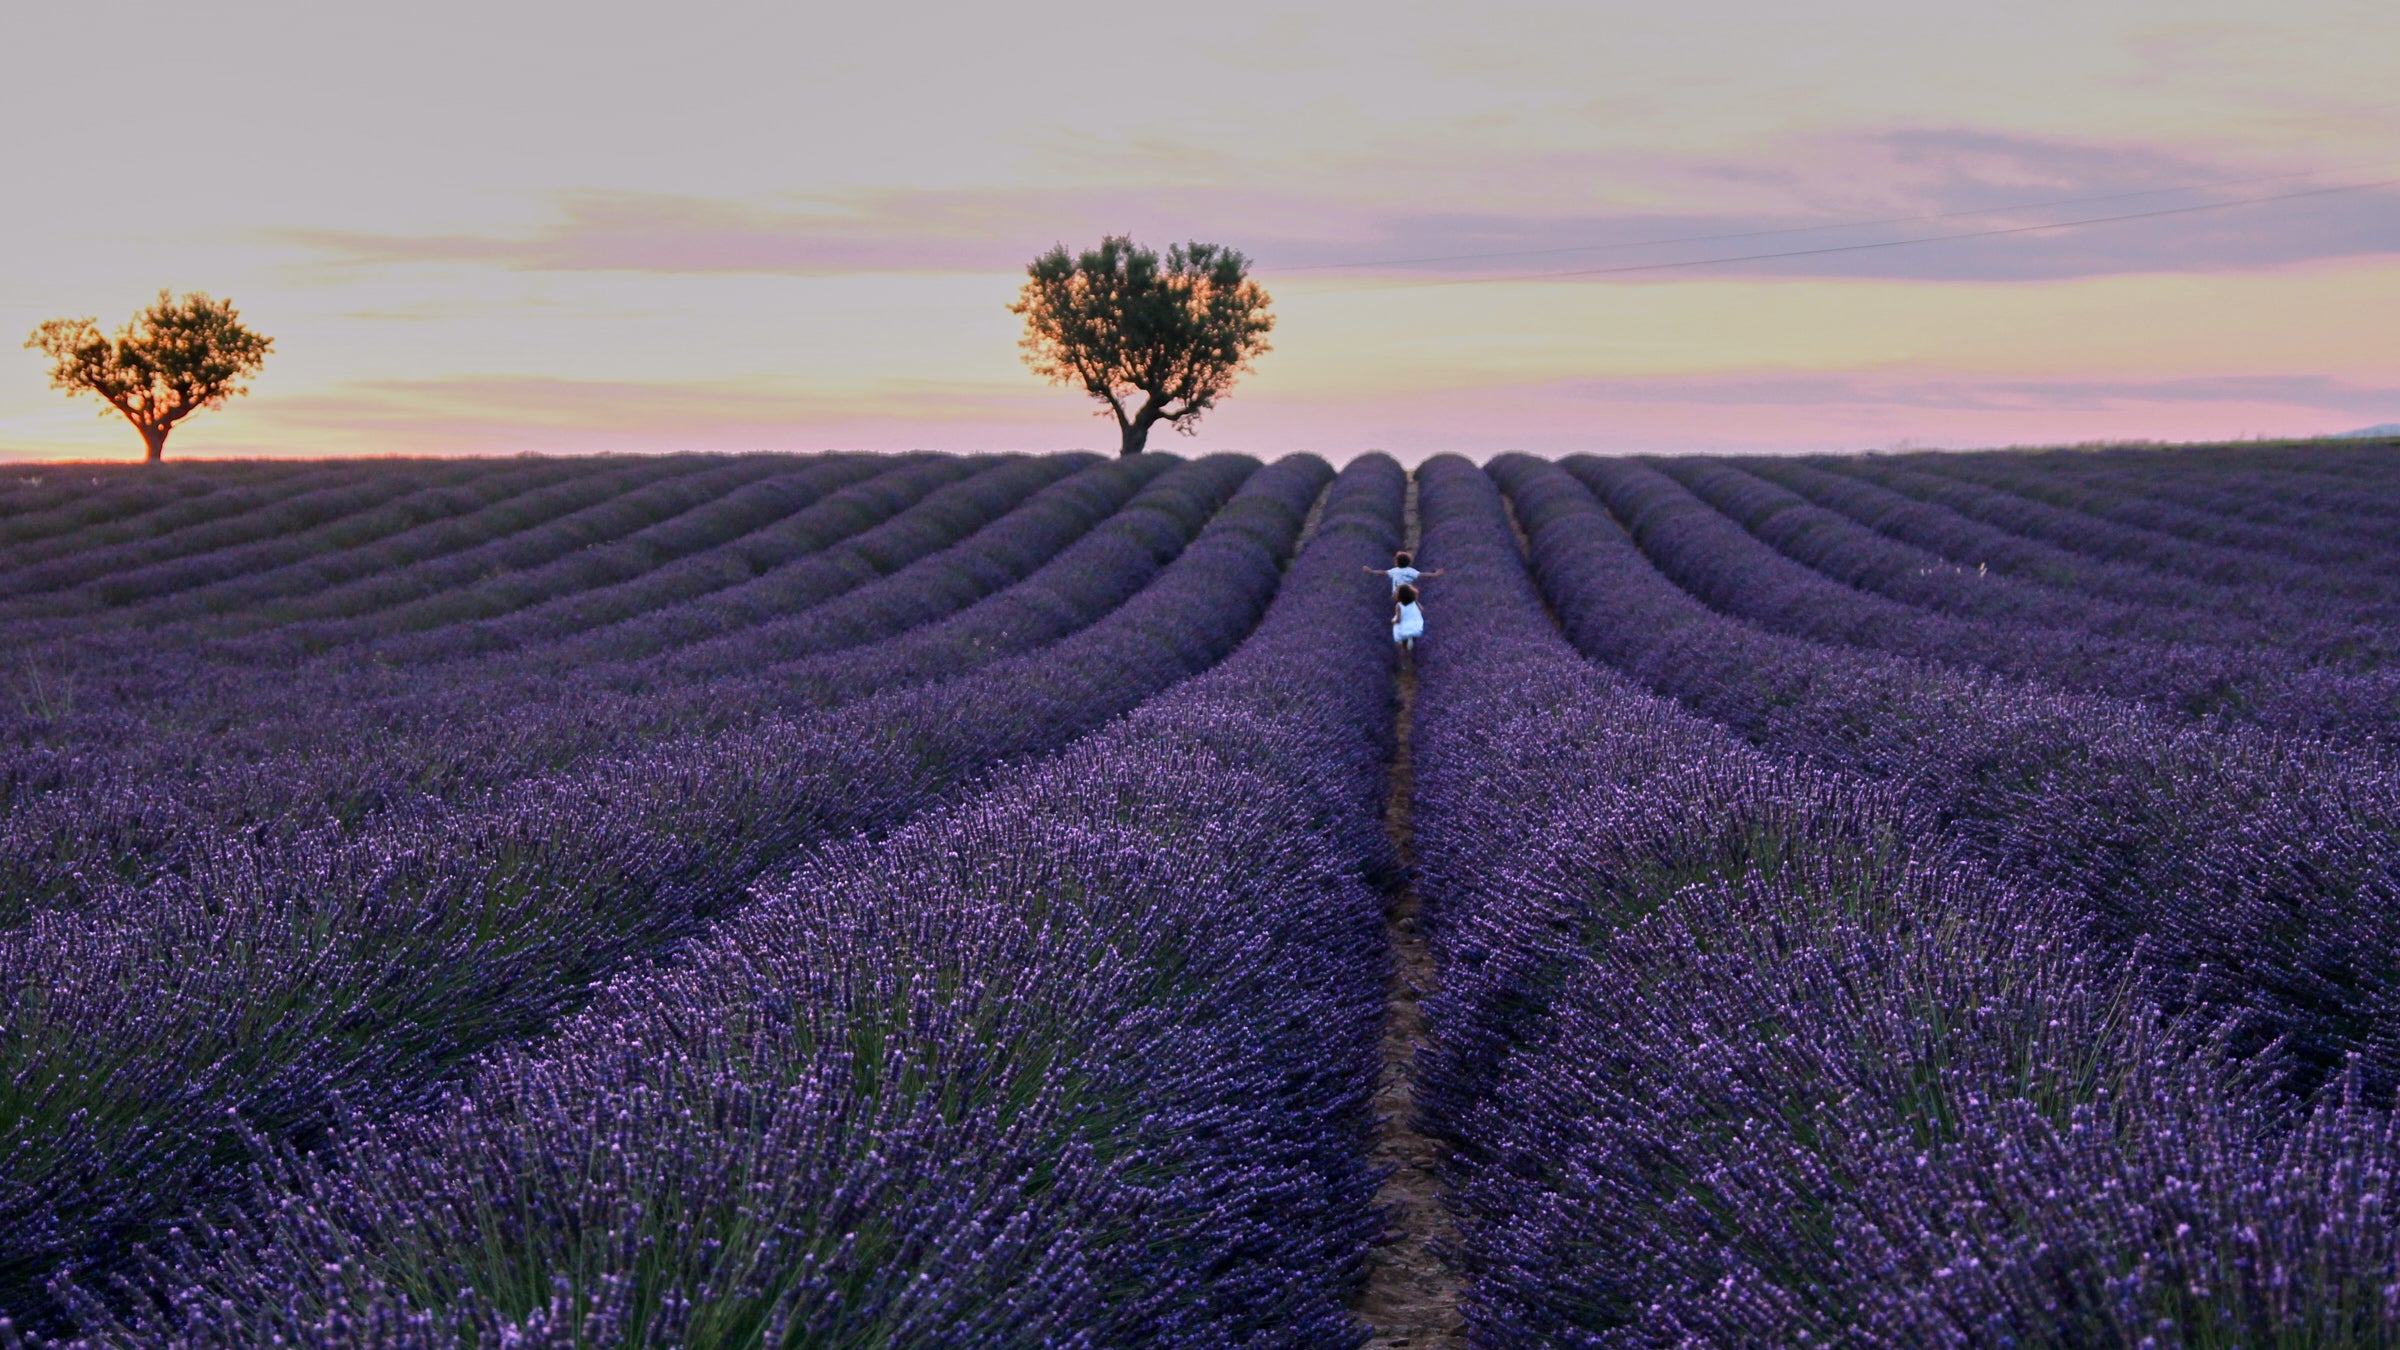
[4,463,650,605]
[91,456,753,632]
[0,462,389,575]
[1493,451,2400,1093]
[0,467,201,542]
[1415,454,2400,1347]
[1734,454,2393,664]
[38,455,1406,1347]
[1911,450,2400,590]
[0,455,1199,918]
[0,459,566,619]
[6,442,2399,1345]
[1830,454,2400,622]
[2025,456,2400,564]
[0,455,1324,1319]
[1617,454,2400,744]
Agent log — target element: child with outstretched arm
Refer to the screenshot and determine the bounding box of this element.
[1364,550,1444,594]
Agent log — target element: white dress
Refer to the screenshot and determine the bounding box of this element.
[1392,600,1425,643]
[1385,566,1421,593]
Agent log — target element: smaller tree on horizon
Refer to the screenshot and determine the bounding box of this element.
[26,290,273,463]
[1010,236,1274,456]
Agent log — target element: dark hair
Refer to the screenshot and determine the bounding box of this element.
[1394,584,1419,604]
[1394,551,1413,567]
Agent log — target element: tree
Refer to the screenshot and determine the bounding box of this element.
[1010,236,1273,456]
[26,290,273,463]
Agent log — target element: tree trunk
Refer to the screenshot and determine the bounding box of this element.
[139,424,168,463]
[1119,402,1170,455]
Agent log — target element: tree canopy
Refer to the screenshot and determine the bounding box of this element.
[26,290,273,462]
[1010,237,1274,455]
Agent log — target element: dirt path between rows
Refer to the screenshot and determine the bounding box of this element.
[1355,475,1468,1348]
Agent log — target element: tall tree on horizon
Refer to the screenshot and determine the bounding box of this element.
[26,290,273,463]
[1011,237,1274,455]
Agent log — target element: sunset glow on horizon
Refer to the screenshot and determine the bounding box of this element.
[4,0,2395,463]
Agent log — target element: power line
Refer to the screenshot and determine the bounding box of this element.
[1260,167,2337,273]
[1299,176,2399,293]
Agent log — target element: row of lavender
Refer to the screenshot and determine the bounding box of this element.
[9,442,2364,661]
[1745,449,2400,651]
[2017,453,2400,559]
[0,463,293,541]
[1,453,919,850]
[1508,449,2400,1091]
[0,451,1234,909]
[1411,451,2400,1344]
[0,459,543,586]
[11,440,2393,1342]
[3,453,1017,730]
[1883,444,2400,588]
[0,451,1057,776]
[12,455,1407,1347]
[0,454,1343,1330]
[1565,454,2400,749]
[0,457,734,620]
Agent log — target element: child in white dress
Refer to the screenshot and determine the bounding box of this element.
[1392,583,1425,649]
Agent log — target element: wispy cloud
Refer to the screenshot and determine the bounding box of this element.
[247,374,1073,455]
[278,132,2400,286]
[280,188,1275,277]
[1267,133,2400,283]
[1557,372,2400,416]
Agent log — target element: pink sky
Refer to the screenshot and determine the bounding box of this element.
[4,0,2396,462]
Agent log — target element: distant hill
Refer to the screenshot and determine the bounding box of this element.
[2337,423,2400,438]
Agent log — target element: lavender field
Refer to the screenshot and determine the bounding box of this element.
[2,441,2398,1346]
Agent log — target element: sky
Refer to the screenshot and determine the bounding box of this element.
[2,0,2395,464]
